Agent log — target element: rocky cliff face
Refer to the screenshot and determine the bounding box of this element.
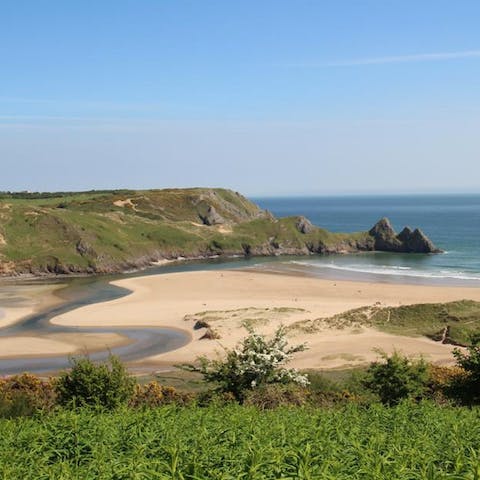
[368,217,442,254]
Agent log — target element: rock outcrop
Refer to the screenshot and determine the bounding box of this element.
[295,216,315,234]
[200,206,225,226]
[369,217,442,253]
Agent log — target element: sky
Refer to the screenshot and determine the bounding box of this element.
[1,0,480,196]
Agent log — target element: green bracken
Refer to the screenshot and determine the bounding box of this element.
[1,402,480,479]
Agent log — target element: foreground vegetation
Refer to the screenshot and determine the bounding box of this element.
[2,402,480,479]
[1,328,480,478]
[0,188,370,275]
[1,327,479,417]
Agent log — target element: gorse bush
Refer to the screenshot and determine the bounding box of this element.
[363,350,429,405]
[0,374,56,418]
[426,364,467,404]
[183,327,309,400]
[130,381,192,408]
[55,355,135,409]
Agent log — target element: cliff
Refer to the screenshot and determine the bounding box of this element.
[0,189,440,276]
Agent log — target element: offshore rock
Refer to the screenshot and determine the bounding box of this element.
[405,228,442,254]
[369,217,442,254]
[368,217,403,252]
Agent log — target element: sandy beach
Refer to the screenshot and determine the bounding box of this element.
[33,269,480,369]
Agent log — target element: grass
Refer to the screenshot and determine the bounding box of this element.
[184,306,307,332]
[151,370,208,392]
[288,300,480,346]
[0,188,372,274]
[1,402,480,478]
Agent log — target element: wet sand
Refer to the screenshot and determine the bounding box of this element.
[0,283,63,328]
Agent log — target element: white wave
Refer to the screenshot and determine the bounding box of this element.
[286,260,480,281]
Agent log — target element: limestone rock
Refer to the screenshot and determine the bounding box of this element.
[369,217,442,254]
[397,226,414,243]
[405,228,442,254]
[295,216,315,234]
[368,217,403,252]
[200,206,225,226]
[76,240,96,257]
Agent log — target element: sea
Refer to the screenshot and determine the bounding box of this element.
[252,194,480,286]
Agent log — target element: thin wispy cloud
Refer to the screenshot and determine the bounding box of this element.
[283,49,480,68]
[0,97,167,111]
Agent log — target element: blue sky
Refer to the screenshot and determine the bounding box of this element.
[1,1,480,195]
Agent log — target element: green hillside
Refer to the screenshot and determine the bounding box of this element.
[0,188,372,275]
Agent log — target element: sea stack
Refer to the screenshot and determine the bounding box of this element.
[369,217,442,254]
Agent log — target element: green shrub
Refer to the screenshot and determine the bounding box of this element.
[363,350,429,405]
[243,383,309,409]
[452,335,480,403]
[195,390,237,407]
[183,327,308,401]
[55,355,135,409]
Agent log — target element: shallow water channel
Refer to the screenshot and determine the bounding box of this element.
[0,256,281,375]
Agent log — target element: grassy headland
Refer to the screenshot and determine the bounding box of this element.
[0,188,372,275]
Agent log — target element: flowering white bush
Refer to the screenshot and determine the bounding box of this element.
[184,327,309,399]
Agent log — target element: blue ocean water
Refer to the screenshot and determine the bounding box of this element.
[253,195,480,285]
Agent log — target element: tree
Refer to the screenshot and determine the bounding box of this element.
[363,350,428,405]
[183,327,308,400]
[55,355,135,409]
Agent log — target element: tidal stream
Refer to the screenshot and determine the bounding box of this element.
[0,256,276,375]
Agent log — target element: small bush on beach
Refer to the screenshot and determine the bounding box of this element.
[55,355,135,409]
[363,350,429,405]
[182,327,309,401]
